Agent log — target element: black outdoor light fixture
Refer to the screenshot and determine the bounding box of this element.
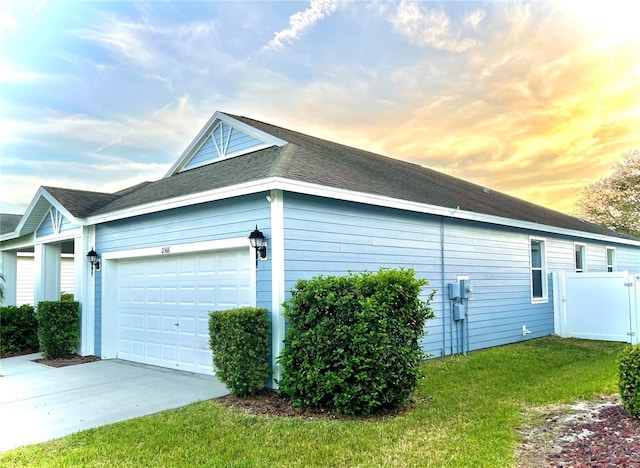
[248,225,267,267]
[87,247,100,276]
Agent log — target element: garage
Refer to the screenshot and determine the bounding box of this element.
[115,248,252,374]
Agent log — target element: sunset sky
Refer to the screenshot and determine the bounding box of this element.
[1,0,639,217]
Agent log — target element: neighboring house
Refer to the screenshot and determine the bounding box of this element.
[1,111,639,384]
[15,253,74,305]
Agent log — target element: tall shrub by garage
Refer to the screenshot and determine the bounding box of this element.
[208,307,270,396]
[0,305,38,356]
[618,344,640,419]
[37,301,81,359]
[278,268,436,415]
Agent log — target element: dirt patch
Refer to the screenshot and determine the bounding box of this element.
[34,354,101,368]
[216,388,411,420]
[219,390,640,465]
[517,394,640,467]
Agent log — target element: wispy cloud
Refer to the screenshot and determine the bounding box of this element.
[262,0,338,52]
[0,60,51,82]
[389,1,483,52]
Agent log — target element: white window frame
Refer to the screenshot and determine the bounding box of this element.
[530,237,548,303]
[574,242,586,273]
[606,247,617,272]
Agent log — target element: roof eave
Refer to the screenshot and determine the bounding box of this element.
[84,176,640,247]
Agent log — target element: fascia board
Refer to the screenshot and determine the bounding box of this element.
[84,176,640,248]
[12,187,79,238]
[86,179,277,225]
[0,232,35,250]
[270,178,640,248]
[218,113,288,147]
[164,111,288,178]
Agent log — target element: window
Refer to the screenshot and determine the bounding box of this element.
[530,238,547,301]
[606,247,616,272]
[574,243,586,272]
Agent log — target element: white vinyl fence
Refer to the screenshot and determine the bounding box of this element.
[553,271,639,345]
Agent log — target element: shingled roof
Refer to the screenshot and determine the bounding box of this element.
[0,214,22,236]
[6,112,633,243]
[85,113,636,241]
[42,187,120,218]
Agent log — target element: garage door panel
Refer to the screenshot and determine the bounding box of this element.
[116,248,251,374]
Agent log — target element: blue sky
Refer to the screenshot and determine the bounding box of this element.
[1,0,639,216]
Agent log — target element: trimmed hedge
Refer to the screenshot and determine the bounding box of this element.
[278,268,435,415]
[0,305,38,356]
[208,307,270,396]
[37,301,81,359]
[618,344,640,419]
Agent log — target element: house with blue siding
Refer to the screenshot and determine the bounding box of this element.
[2,111,639,384]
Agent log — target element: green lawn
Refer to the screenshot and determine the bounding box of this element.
[1,337,625,467]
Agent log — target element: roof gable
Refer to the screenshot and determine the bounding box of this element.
[2,186,118,240]
[165,111,288,176]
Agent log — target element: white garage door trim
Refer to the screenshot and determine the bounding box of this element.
[100,237,256,366]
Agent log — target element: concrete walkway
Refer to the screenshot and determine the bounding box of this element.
[0,354,229,452]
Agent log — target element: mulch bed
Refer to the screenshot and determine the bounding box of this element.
[216,388,411,420]
[1,349,100,367]
[34,354,101,368]
[518,395,640,467]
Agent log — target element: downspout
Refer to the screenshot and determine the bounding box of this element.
[440,217,447,357]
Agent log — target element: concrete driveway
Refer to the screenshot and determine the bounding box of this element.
[0,353,229,453]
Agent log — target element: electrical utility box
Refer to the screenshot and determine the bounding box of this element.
[460,280,473,298]
[453,303,465,321]
[448,283,461,299]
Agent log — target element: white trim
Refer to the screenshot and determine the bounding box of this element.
[606,246,617,272]
[101,237,248,260]
[574,242,587,273]
[164,112,288,177]
[530,236,548,303]
[33,228,82,245]
[78,227,96,356]
[87,179,276,224]
[269,189,285,387]
[84,176,640,248]
[2,187,82,242]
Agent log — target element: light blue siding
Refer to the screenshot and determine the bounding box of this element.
[182,124,267,172]
[546,236,640,273]
[617,245,640,272]
[283,194,445,357]
[36,210,75,238]
[93,193,272,356]
[282,193,557,358]
[441,221,554,352]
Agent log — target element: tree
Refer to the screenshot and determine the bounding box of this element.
[576,149,640,238]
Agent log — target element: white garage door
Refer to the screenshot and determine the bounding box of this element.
[116,248,252,374]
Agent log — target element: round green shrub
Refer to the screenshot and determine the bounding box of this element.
[618,344,640,419]
[209,307,270,396]
[278,268,435,415]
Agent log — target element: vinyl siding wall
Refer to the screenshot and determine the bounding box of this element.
[35,210,75,238]
[182,125,266,171]
[93,193,272,355]
[281,193,640,357]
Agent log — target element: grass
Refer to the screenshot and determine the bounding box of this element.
[0,337,625,467]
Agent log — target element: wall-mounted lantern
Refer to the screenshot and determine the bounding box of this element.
[87,247,100,276]
[248,225,267,268]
